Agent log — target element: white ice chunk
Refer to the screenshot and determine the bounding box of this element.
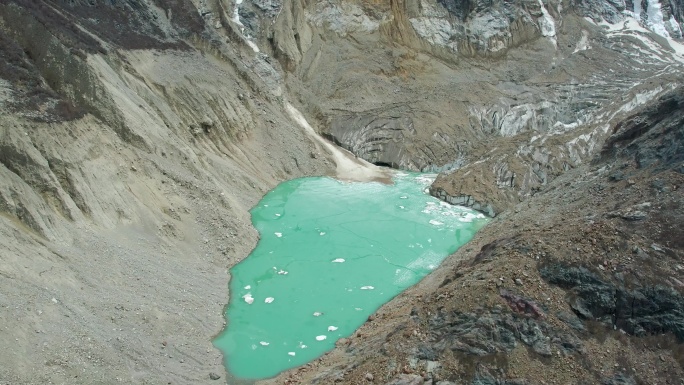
[275,213,281,217]
[313,311,323,316]
[646,0,670,38]
[360,286,375,290]
[573,30,590,53]
[275,232,282,237]
[315,335,327,341]
[244,285,251,290]
[260,341,270,346]
[400,196,408,199]
[332,258,345,263]
[243,293,254,304]
[320,231,326,236]
[429,219,444,226]
[328,326,338,331]
[265,297,274,303]
[288,352,296,356]
[277,270,288,275]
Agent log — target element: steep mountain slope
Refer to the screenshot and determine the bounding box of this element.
[0,0,682,384]
[0,1,334,383]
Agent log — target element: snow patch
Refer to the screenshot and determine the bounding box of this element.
[573,30,590,53]
[232,0,260,53]
[633,0,643,20]
[668,16,682,37]
[616,87,664,116]
[537,0,557,47]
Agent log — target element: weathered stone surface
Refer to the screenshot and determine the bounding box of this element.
[541,264,684,340]
[499,289,545,318]
[385,374,424,385]
[425,308,581,357]
[601,88,684,172]
[601,373,637,385]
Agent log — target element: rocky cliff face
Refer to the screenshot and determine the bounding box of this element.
[0,0,682,384]
[241,0,684,214]
[0,1,333,383]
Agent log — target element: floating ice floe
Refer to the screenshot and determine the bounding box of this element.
[244,285,251,290]
[288,352,296,356]
[320,231,326,236]
[360,286,375,290]
[313,312,322,316]
[275,213,281,217]
[400,196,408,199]
[399,205,405,209]
[429,220,444,226]
[414,175,436,185]
[315,335,327,341]
[327,326,338,331]
[331,258,345,263]
[259,341,270,346]
[265,297,274,303]
[299,343,308,349]
[277,270,288,275]
[243,293,254,304]
[275,232,282,237]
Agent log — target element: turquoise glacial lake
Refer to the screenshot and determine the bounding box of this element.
[213,172,488,379]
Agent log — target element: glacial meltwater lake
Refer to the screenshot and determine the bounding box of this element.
[213,172,488,380]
